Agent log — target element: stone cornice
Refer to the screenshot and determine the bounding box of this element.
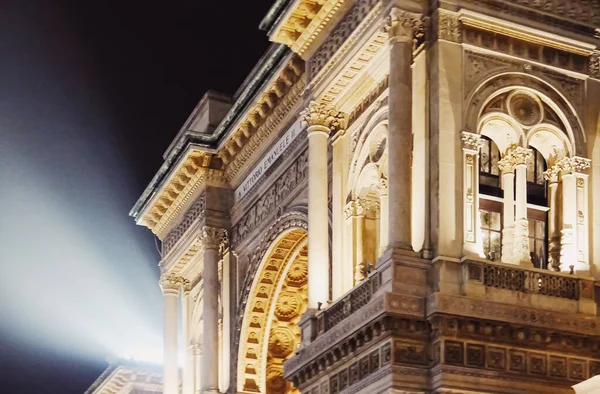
[427,293,600,337]
[218,56,305,184]
[458,9,597,57]
[269,0,348,60]
[85,363,163,394]
[137,149,225,237]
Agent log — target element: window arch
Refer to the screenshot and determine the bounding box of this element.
[465,85,590,274]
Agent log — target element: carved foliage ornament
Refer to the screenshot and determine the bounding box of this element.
[301,101,345,133]
[383,8,425,44]
[461,131,482,151]
[201,226,228,251]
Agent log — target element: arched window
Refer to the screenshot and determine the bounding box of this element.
[477,142,548,268]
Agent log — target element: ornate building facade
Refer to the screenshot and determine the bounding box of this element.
[127,0,600,393]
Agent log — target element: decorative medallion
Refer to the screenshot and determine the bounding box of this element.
[268,328,296,359]
[275,291,304,321]
[507,91,543,127]
[286,259,308,287]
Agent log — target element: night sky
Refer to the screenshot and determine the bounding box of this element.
[0,1,274,393]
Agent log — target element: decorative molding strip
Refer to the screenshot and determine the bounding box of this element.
[162,193,206,256]
[427,293,600,336]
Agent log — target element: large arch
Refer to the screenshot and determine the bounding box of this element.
[235,213,308,394]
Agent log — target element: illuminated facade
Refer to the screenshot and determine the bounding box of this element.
[128,0,600,393]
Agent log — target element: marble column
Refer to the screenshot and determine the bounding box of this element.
[181,280,193,394]
[378,179,389,256]
[201,226,226,393]
[544,165,561,271]
[557,156,591,273]
[461,132,482,257]
[192,343,202,394]
[354,199,367,283]
[384,8,422,251]
[498,155,515,264]
[160,274,181,394]
[331,130,348,300]
[301,101,343,309]
[512,147,532,267]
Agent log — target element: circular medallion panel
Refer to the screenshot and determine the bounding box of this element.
[507,91,543,127]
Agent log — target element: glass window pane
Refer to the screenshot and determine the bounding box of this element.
[490,232,501,261]
[536,220,545,239]
[481,210,491,229]
[528,219,536,236]
[536,151,546,185]
[526,154,535,183]
[480,139,490,173]
[482,230,490,258]
[491,142,500,176]
[490,212,501,231]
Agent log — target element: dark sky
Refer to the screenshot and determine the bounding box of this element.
[0,1,274,393]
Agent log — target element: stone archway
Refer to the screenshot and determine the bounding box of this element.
[237,228,308,394]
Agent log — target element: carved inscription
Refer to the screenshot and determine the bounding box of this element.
[231,149,308,247]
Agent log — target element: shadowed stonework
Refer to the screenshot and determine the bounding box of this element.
[89,0,600,393]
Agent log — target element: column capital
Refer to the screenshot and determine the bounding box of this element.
[461,131,482,152]
[191,343,202,356]
[543,165,561,183]
[201,226,228,251]
[377,178,388,195]
[383,8,425,44]
[556,156,591,175]
[160,273,182,295]
[301,101,345,134]
[499,145,531,172]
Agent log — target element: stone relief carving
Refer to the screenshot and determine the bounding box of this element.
[308,0,380,78]
[231,149,308,247]
[435,9,462,43]
[162,192,206,256]
[463,0,600,33]
[464,25,589,76]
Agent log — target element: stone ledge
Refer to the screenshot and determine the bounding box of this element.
[427,293,600,337]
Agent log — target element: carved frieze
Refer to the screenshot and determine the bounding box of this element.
[308,0,380,78]
[462,0,600,33]
[162,193,206,256]
[231,149,308,247]
[463,26,589,76]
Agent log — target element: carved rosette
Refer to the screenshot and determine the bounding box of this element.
[384,8,425,44]
[201,226,228,251]
[301,101,345,134]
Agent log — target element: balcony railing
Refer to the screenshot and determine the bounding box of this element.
[481,263,580,300]
[317,271,382,335]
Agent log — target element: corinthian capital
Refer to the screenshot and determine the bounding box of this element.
[159,272,182,293]
[201,226,228,251]
[301,101,345,133]
[556,156,591,174]
[384,8,424,43]
[461,131,482,152]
